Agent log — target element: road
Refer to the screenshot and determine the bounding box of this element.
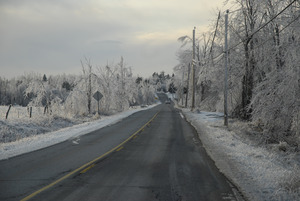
[0,94,241,201]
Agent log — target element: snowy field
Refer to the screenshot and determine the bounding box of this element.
[0,105,78,143]
[0,104,158,160]
[182,109,300,201]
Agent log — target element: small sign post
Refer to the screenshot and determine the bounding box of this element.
[93,91,103,115]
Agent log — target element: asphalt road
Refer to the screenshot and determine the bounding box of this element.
[0,94,241,201]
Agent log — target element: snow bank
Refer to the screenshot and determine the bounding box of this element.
[0,105,158,160]
[181,109,300,201]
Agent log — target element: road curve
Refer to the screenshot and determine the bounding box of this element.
[0,95,241,201]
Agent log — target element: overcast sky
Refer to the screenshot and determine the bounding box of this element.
[0,0,229,78]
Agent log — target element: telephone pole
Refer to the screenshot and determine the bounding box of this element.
[191,27,196,110]
[185,63,191,108]
[224,10,229,126]
[181,65,185,106]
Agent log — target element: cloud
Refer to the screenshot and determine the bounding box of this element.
[0,0,227,78]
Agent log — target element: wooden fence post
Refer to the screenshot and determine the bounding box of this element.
[6,104,12,119]
[30,107,32,118]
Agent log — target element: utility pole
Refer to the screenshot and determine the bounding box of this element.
[181,65,185,106]
[224,10,229,126]
[185,63,191,108]
[191,27,196,110]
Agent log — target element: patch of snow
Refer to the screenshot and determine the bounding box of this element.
[0,104,158,160]
[165,92,176,100]
[181,109,300,201]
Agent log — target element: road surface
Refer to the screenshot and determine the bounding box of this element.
[0,94,241,201]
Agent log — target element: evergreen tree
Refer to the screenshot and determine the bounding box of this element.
[42,74,47,82]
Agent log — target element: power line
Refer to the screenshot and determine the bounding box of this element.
[210,0,297,61]
[211,13,300,64]
[247,0,297,40]
[254,13,300,50]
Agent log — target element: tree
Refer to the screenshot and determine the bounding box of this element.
[249,0,300,143]
[168,82,177,94]
[135,77,143,84]
[62,81,72,91]
[236,0,261,120]
[81,58,93,114]
[173,0,300,145]
[96,63,116,114]
[43,74,47,82]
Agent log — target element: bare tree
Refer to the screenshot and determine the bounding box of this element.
[81,58,93,114]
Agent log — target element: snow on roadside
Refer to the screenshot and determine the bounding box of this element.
[0,105,158,160]
[181,109,300,201]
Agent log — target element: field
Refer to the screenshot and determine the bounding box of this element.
[0,105,86,143]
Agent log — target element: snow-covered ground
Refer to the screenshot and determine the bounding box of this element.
[181,108,300,201]
[0,104,158,160]
[1,105,78,143]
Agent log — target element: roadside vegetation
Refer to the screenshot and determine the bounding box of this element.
[173,0,300,149]
[0,56,178,143]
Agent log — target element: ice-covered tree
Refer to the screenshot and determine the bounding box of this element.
[173,0,300,145]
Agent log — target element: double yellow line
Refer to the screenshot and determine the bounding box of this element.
[21,112,159,201]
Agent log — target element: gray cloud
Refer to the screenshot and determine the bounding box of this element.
[0,0,227,78]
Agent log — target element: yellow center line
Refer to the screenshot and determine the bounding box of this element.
[21,112,159,201]
[80,164,95,174]
[116,146,124,152]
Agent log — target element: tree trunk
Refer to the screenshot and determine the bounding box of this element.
[81,58,93,114]
[241,37,255,120]
[88,70,92,114]
[240,0,257,120]
[274,24,284,70]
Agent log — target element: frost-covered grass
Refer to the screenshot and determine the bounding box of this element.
[0,104,158,160]
[182,109,300,201]
[0,105,90,143]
